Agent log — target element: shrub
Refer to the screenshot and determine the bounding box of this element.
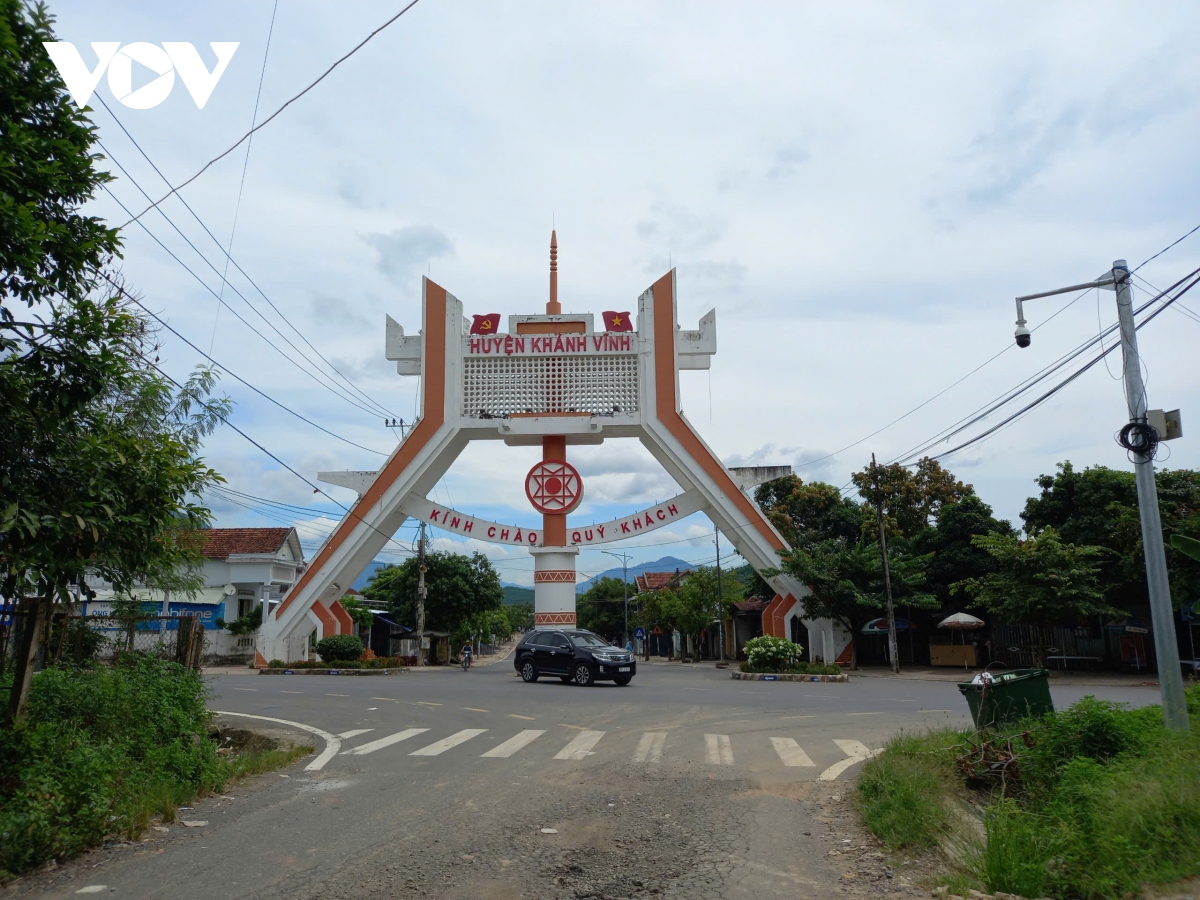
[742,635,803,672]
[314,634,364,662]
[0,658,224,878]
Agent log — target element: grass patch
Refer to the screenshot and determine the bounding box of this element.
[855,685,1200,899]
[857,731,960,848]
[0,656,309,880]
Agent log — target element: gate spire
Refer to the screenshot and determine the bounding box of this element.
[548,229,559,314]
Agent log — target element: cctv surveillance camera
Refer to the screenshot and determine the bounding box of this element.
[1014,324,1031,348]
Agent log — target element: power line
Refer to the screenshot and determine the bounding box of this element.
[96,270,388,456]
[99,158,391,420]
[120,0,425,227]
[919,269,1200,463]
[1132,221,1200,275]
[96,97,399,420]
[210,0,279,355]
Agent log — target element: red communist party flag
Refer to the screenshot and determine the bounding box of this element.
[602,311,633,332]
[470,313,502,335]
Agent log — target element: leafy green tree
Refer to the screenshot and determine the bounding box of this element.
[912,494,1015,607]
[659,567,742,662]
[577,576,629,641]
[780,540,936,667]
[1021,462,1200,611]
[362,551,504,637]
[339,594,375,630]
[951,527,1115,625]
[505,601,533,631]
[0,0,121,306]
[851,457,973,540]
[755,476,861,550]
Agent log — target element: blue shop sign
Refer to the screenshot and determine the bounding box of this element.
[165,602,225,630]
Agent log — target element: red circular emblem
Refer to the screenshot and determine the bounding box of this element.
[525,459,584,515]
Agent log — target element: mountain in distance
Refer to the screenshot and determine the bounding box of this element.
[351,560,390,592]
[575,556,693,594]
[502,583,534,605]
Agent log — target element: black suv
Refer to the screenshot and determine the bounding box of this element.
[513,630,636,686]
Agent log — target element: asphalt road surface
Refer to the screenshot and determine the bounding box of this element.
[12,660,1160,900]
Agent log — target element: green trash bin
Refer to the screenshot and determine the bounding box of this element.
[957,668,1054,729]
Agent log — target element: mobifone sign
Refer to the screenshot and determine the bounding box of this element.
[42,41,239,109]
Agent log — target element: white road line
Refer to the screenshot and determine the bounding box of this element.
[633,731,667,763]
[509,713,536,720]
[818,739,882,781]
[337,729,374,740]
[769,737,815,767]
[347,728,429,756]
[846,712,883,716]
[463,707,488,712]
[212,711,340,772]
[280,690,303,694]
[232,687,256,692]
[481,729,545,758]
[554,730,605,760]
[410,729,488,756]
[704,734,734,765]
[416,701,443,706]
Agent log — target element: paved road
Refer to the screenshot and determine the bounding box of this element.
[12,662,1159,900]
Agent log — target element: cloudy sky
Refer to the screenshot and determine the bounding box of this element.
[49,1,1200,585]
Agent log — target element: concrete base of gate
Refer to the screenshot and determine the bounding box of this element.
[531,545,579,628]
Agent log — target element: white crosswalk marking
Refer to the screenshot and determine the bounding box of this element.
[337,729,374,740]
[410,729,488,756]
[818,739,882,781]
[553,730,605,760]
[704,733,734,765]
[346,728,429,756]
[633,731,667,763]
[481,730,545,758]
[769,737,815,767]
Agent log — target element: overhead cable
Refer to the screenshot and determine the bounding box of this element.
[120,0,424,227]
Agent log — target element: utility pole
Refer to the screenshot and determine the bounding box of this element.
[715,525,725,662]
[1013,260,1188,731]
[416,521,427,667]
[1113,262,1189,730]
[601,549,631,647]
[872,454,900,674]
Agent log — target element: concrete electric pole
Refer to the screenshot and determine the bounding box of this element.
[1013,260,1188,731]
[416,521,427,667]
[871,454,901,674]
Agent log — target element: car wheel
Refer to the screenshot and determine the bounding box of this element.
[520,659,538,682]
[613,676,632,686]
[572,662,594,686]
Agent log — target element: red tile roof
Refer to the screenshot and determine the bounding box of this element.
[192,528,293,560]
[634,569,691,593]
[732,599,769,613]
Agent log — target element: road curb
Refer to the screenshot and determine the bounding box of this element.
[257,668,407,676]
[731,671,849,683]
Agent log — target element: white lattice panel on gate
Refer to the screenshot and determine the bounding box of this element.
[462,354,639,417]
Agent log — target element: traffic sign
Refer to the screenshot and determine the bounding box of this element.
[634,627,646,639]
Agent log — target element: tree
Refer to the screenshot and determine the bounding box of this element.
[505,601,533,631]
[0,0,121,305]
[755,476,861,550]
[339,594,375,630]
[1,305,228,720]
[951,528,1115,625]
[658,567,742,662]
[362,550,504,637]
[851,457,973,540]
[577,576,628,640]
[1021,462,1200,611]
[779,539,936,667]
[912,494,1015,607]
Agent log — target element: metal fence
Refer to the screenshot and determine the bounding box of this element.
[991,623,1107,669]
[1,610,208,672]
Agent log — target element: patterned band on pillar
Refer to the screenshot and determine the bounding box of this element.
[533,570,576,583]
[534,612,577,626]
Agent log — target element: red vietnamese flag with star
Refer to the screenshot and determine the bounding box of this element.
[602,311,633,332]
[470,313,502,335]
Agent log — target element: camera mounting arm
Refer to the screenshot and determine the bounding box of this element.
[1012,272,1119,348]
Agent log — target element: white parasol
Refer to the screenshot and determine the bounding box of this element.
[938,612,986,629]
[937,612,985,669]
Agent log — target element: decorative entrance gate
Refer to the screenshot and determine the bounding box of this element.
[256,235,849,663]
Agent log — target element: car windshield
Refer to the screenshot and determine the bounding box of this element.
[569,633,611,648]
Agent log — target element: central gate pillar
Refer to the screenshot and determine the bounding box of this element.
[531,546,579,628]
